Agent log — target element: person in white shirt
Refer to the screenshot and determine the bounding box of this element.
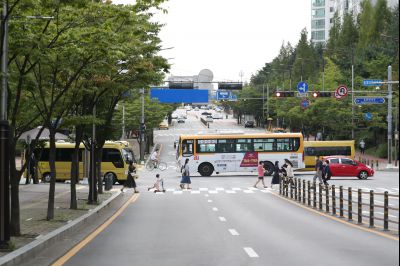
[150,149,159,166]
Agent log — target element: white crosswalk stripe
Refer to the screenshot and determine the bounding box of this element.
[146,186,280,195]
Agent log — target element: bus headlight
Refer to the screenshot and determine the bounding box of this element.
[124,170,128,175]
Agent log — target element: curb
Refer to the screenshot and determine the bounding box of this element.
[0,191,122,266]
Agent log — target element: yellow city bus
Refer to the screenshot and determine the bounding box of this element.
[35,141,134,184]
[303,140,355,170]
[176,132,305,176]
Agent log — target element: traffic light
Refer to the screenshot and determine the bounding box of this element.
[275,91,294,97]
[311,91,332,98]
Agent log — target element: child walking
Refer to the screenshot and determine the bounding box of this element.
[148,174,165,193]
[254,161,268,188]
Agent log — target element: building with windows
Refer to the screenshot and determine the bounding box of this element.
[311,0,399,44]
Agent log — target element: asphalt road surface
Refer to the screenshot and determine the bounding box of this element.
[62,109,399,266]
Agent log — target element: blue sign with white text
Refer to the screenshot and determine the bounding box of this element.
[216,91,231,100]
[150,88,209,103]
[297,82,309,93]
[363,79,382,86]
[354,97,386,105]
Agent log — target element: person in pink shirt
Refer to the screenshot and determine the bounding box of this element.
[254,161,267,188]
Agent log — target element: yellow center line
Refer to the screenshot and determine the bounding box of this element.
[52,193,140,266]
[271,192,399,241]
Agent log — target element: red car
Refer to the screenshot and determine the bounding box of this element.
[323,156,374,180]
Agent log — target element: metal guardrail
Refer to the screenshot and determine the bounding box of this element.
[200,117,210,128]
[279,177,399,234]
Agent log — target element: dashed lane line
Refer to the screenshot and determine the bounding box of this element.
[219,217,227,222]
[228,229,240,236]
[243,247,259,258]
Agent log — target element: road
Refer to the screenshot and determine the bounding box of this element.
[60,109,399,266]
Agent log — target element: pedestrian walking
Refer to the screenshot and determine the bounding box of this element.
[313,156,324,184]
[282,159,294,188]
[271,161,280,188]
[180,158,192,189]
[121,160,139,193]
[148,174,165,193]
[254,161,267,188]
[359,139,366,155]
[322,160,332,185]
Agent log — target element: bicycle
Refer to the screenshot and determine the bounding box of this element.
[146,160,168,171]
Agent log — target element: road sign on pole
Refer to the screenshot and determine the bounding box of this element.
[336,85,348,97]
[216,91,231,100]
[354,97,386,105]
[297,82,309,93]
[363,79,382,87]
[300,99,311,109]
[364,112,373,121]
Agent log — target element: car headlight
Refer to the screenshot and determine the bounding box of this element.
[366,165,372,169]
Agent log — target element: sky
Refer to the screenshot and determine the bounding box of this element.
[113,0,311,83]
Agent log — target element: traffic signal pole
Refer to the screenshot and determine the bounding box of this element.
[387,66,393,167]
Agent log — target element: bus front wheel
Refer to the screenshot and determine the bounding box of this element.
[198,163,214,177]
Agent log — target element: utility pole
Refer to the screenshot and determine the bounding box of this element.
[140,89,145,164]
[387,65,393,167]
[262,84,265,128]
[88,105,97,204]
[121,104,125,140]
[0,1,10,246]
[351,53,355,140]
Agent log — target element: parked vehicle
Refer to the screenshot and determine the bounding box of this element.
[201,111,212,116]
[323,156,374,179]
[177,117,185,123]
[244,121,255,128]
[171,113,179,119]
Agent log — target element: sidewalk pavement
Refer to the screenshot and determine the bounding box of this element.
[0,183,118,258]
[355,152,399,171]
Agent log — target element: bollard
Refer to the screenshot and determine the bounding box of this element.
[358,189,363,224]
[313,182,317,208]
[371,161,374,169]
[325,184,330,213]
[307,181,311,206]
[367,159,370,166]
[383,191,389,231]
[294,178,298,201]
[279,177,282,195]
[298,178,302,203]
[207,123,210,128]
[339,186,344,218]
[302,180,306,204]
[348,187,353,221]
[319,183,323,210]
[376,160,379,170]
[285,178,289,197]
[290,179,293,199]
[359,156,361,162]
[332,185,336,215]
[369,190,374,228]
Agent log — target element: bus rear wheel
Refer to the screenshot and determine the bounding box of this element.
[198,163,214,177]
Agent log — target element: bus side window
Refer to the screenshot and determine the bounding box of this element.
[182,140,194,156]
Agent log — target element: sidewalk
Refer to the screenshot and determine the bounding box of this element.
[355,151,399,171]
[0,183,116,258]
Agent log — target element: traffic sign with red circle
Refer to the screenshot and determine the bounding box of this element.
[334,91,343,100]
[336,85,348,97]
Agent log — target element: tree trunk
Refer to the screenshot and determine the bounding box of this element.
[46,128,57,220]
[88,141,98,204]
[9,134,21,236]
[96,147,103,195]
[70,127,83,210]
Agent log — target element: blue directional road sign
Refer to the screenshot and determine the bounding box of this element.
[216,91,231,100]
[297,82,309,93]
[363,79,382,87]
[354,97,386,105]
[364,112,373,121]
[300,99,311,109]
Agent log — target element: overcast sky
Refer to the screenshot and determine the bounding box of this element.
[113,0,311,82]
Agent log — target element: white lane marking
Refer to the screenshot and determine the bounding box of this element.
[260,190,270,193]
[212,207,218,212]
[392,188,399,191]
[173,191,183,194]
[244,190,255,194]
[199,188,209,191]
[205,194,209,197]
[209,191,218,194]
[226,190,236,194]
[219,217,227,222]
[166,188,175,192]
[228,229,240,236]
[191,190,200,194]
[232,188,242,191]
[26,218,32,221]
[248,187,258,191]
[244,247,259,258]
[375,212,398,218]
[216,188,225,191]
[208,200,213,203]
